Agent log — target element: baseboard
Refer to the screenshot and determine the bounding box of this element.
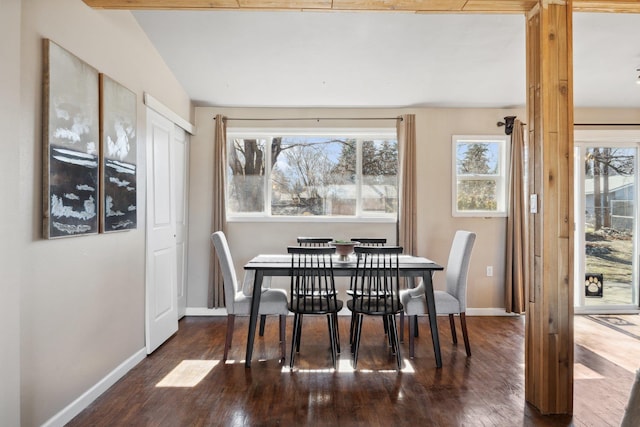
[466,307,521,316]
[185,307,227,316]
[42,348,146,427]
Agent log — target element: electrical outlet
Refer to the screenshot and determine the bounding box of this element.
[486,266,493,277]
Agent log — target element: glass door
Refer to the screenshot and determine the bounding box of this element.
[574,133,640,313]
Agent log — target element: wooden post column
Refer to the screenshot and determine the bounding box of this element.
[525,0,574,414]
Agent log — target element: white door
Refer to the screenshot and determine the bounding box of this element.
[174,127,189,319]
[145,108,179,353]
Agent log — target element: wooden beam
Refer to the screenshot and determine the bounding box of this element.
[525,0,574,415]
[574,0,640,13]
[82,0,640,12]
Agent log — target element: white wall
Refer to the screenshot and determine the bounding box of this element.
[17,1,192,426]
[1,0,23,425]
[187,106,525,310]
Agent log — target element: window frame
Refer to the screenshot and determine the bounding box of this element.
[452,134,510,218]
[226,128,398,222]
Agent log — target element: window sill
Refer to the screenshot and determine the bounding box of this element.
[227,216,396,224]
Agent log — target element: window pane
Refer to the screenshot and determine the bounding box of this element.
[271,137,355,216]
[457,180,497,211]
[227,138,266,213]
[456,141,500,175]
[362,139,398,214]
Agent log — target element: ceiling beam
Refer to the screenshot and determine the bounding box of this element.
[82,0,640,12]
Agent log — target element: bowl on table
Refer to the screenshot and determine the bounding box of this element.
[330,240,359,261]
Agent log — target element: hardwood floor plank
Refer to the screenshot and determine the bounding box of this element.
[66,315,633,426]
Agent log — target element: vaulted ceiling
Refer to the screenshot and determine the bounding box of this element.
[84,1,640,108]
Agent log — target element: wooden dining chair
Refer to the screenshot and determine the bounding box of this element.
[350,238,387,246]
[297,237,334,247]
[287,246,343,369]
[348,246,404,370]
[399,230,476,358]
[211,231,289,361]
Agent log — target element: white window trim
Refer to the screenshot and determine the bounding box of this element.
[226,128,398,221]
[452,134,510,218]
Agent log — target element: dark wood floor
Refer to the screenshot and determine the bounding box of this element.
[68,315,635,426]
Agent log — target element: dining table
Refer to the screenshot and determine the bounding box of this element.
[243,253,444,368]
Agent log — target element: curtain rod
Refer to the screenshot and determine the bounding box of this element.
[213,116,402,122]
[574,123,640,126]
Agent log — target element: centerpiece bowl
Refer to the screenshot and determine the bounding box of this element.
[330,240,359,261]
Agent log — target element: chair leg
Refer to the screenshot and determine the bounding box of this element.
[259,315,267,337]
[290,314,301,368]
[389,315,402,371]
[460,312,471,357]
[449,313,458,344]
[408,313,415,359]
[349,311,355,346]
[223,314,235,361]
[279,315,286,362]
[383,316,389,335]
[296,314,303,353]
[353,314,364,369]
[413,315,419,337]
[399,312,404,343]
[327,314,338,369]
[333,313,341,354]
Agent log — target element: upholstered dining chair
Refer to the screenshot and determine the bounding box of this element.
[211,231,289,361]
[287,246,342,369]
[399,230,476,358]
[348,246,404,370]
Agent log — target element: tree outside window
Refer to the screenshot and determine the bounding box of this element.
[453,135,508,217]
[227,131,398,219]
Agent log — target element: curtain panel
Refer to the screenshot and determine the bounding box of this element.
[209,114,227,308]
[397,115,417,256]
[505,119,528,313]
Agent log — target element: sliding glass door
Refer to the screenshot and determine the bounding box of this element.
[574,131,640,313]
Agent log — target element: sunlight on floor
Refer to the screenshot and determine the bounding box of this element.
[281,358,415,374]
[574,362,605,380]
[156,360,220,387]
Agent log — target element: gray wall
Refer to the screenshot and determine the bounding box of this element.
[1,0,22,425]
[187,106,526,310]
[13,1,192,425]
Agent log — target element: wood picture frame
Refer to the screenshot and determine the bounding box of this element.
[99,74,137,232]
[42,39,100,238]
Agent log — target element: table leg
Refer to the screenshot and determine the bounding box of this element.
[245,269,264,368]
[423,271,442,368]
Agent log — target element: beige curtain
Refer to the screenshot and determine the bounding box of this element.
[208,114,227,308]
[397,115,417,255]
[505,119,528,313]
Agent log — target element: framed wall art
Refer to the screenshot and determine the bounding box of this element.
[99,74,137,232]
[42,39,100,238]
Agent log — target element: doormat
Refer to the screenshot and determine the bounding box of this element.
[586,315,640,341]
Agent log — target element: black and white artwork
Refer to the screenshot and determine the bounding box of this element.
[100,74,137,232]
[43,39,99,238]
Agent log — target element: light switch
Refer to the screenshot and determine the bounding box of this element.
[530,194,538,214]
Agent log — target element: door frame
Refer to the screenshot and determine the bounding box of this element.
[574,129,640,314]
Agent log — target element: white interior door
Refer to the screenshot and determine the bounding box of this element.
[174,127,189,319]
[145,108,179,353]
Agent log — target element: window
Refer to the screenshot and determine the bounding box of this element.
[227,129,398,220]
[452,135,509,217]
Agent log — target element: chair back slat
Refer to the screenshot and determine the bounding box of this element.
[288,246,338,314]
[350,238,387,246]
[351,246,403,315]
[296,237,334,247]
